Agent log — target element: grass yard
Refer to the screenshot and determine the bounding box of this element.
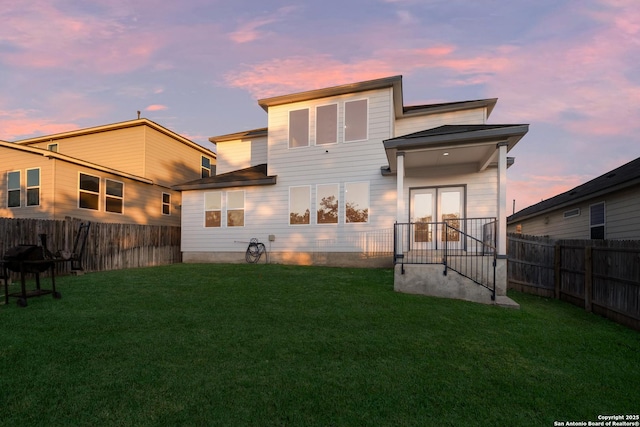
[0,263,638,426]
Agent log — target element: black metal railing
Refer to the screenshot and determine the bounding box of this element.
[394,218,497,299]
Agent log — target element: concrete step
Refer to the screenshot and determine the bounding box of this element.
[494,295,520,309]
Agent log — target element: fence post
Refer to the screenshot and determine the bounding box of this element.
[554,243,561,299]
[584,246,593,313]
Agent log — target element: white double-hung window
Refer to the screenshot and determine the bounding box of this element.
[7,171,21,208]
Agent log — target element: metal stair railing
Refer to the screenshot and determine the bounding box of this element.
[394,218,497,300]
[443,219,497,300]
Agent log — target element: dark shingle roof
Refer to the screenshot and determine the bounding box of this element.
[389,124,524,140]
[173,164,276,190]
[383,124,529,150]
[508,156,640,222]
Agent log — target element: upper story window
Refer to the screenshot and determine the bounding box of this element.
[26,168,40,207]
[316,104,338,145]
[79,173,100,210]
[162,193,171,215]
[48,143,58,152]
[344,99,368,142]
[105,179,124,214]
[202,156,212,178]
[289,108,309,148]
[7,171,20,208]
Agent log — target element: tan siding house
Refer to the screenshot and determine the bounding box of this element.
[1,119,216,226]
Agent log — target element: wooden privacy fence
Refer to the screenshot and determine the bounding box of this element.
[0,217,181,275]
[508,233,640,331]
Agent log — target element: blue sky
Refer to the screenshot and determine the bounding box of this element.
[1,0,639,211]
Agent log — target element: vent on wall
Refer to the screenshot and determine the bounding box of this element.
[563,208,581,219]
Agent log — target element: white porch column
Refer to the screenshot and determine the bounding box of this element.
[396,152,405,223]
[497,142,508,256]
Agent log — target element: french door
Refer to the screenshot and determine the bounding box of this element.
[410,187,464,250]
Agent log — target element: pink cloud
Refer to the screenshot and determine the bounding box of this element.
[228,6,298,44]
[225,0,640,140]
[507,174,587,214]
[0,1,162,74]
[225,55,397,98]
[0,118,80,141]
[145,105,168,112]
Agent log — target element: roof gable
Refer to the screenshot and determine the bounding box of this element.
[13,118,216,158]
[0,140,152,183]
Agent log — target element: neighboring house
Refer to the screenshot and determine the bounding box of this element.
[1,119,216,226]
[176,75,528,304]
[508,156,640,240]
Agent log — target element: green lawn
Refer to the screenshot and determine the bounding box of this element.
[0,263,638,426]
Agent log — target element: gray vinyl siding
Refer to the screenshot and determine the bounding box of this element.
[508,185,640,240]
[606,186,640,239]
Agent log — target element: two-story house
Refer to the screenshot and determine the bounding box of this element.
[176,76,528,304]
[1,119,216,226]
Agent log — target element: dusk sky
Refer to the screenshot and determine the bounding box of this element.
[1,0,639,213]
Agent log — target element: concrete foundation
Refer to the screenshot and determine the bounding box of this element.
[394,261,518,308]
[182,251,394,268]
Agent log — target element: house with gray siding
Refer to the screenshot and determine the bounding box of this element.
[176,75,528,304]
[508,156,640,240]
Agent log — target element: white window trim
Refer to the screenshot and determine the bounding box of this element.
[289,185,311,225]
[204,191,222,228]
[162,192,171,216]
[26,167,41,207]
[316,183,339,225]
[7,170,21,208]
[226,190,245,227]
[288,108,310,149]
[344,98,369,143]
[201,156,212,178]
[315,103,339,146]
[105,178,124,214]
[345,181,370,224]
[78,172,101,211]
[589,202,605,239]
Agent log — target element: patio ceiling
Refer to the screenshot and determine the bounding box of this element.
[383,124,529,175]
